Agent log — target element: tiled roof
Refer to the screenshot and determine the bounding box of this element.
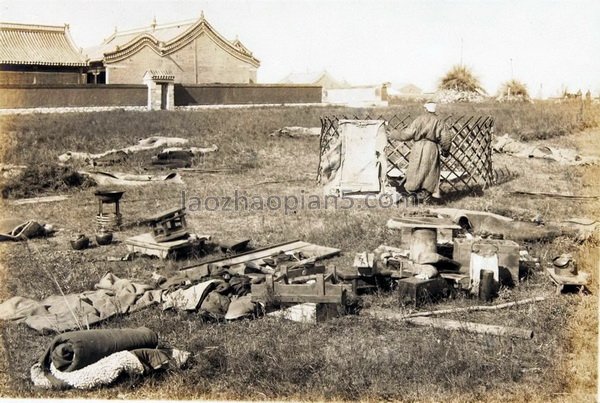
[144,69,175,80]
[86,16,259,67]
[0,22,87,66]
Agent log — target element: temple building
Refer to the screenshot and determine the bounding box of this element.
[0,22,88,85]
[86,13,260,85]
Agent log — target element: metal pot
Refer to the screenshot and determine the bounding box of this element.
[96,230,114,245]
[71,234,90,250]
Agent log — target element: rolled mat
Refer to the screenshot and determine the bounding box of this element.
[40,327,158,373]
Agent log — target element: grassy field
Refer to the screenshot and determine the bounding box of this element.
[0,101,598,401]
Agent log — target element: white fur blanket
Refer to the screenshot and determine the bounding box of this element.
[31,350,144,389]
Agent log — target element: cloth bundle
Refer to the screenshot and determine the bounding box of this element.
[31,327,188,389]
[0,219,51,242]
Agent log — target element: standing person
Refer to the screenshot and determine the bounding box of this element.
[387,102,452,202]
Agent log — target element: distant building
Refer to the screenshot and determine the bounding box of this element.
[86,14,260,85]
[387,83,423,99]
[0,22,87,85]
[324,84,389,107]
[279,70,349,90]
[279,70,392,105]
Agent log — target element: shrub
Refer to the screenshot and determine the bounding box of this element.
[439,65,485,94]
[497,79,530,102]
[1,163,96,199]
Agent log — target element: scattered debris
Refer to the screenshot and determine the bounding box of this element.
[163,279,220,311]
[430,207,599,242]
[267,302,341,323]
[493,134,599,165]
[84,171,183,186]
[269,126,321,137]
[219,238,251,253]
[107,252,139,262]
[0,163,27,179]
[434,89,487,103]
[157,145,219,157]
[58,136,190,164]
[150,146,218,169]
[0,219,55,242]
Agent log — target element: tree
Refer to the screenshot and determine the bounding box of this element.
[498,79,530,100]
[439,65,484,93]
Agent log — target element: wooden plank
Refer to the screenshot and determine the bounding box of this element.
[179,240,341,274]
[11,195,69,205]
[180,240,302,271]
[386,217,461,230]
[405,317,534,339]
[363,309,534,339]
[125,232,191,250]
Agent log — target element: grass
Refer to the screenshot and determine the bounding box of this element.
[0,101,599,167]
[0,103,598,401]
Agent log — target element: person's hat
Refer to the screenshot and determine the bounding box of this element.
[424,102,437,113]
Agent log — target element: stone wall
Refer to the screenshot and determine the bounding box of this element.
[174,84,322,105]
[0,84,147,109]
[0,83,321,109]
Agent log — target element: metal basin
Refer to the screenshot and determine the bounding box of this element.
[94,190,124,203]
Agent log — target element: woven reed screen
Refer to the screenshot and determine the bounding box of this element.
[318,114,494,194]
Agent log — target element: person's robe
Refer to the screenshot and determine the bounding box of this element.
[388,113,452,197]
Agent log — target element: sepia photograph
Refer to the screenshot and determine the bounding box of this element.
[0,0,598,401]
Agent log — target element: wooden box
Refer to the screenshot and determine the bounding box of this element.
[453,238,520,285]
[398,276,451,307]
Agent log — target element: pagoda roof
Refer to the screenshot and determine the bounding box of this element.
[0,22,87,66]
[87,15,259,67]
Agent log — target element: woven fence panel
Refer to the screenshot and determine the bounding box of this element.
[319,114,494,194]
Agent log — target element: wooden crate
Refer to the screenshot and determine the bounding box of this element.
[148,207,188,242]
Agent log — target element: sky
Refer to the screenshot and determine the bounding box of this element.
[1,0,598,97]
